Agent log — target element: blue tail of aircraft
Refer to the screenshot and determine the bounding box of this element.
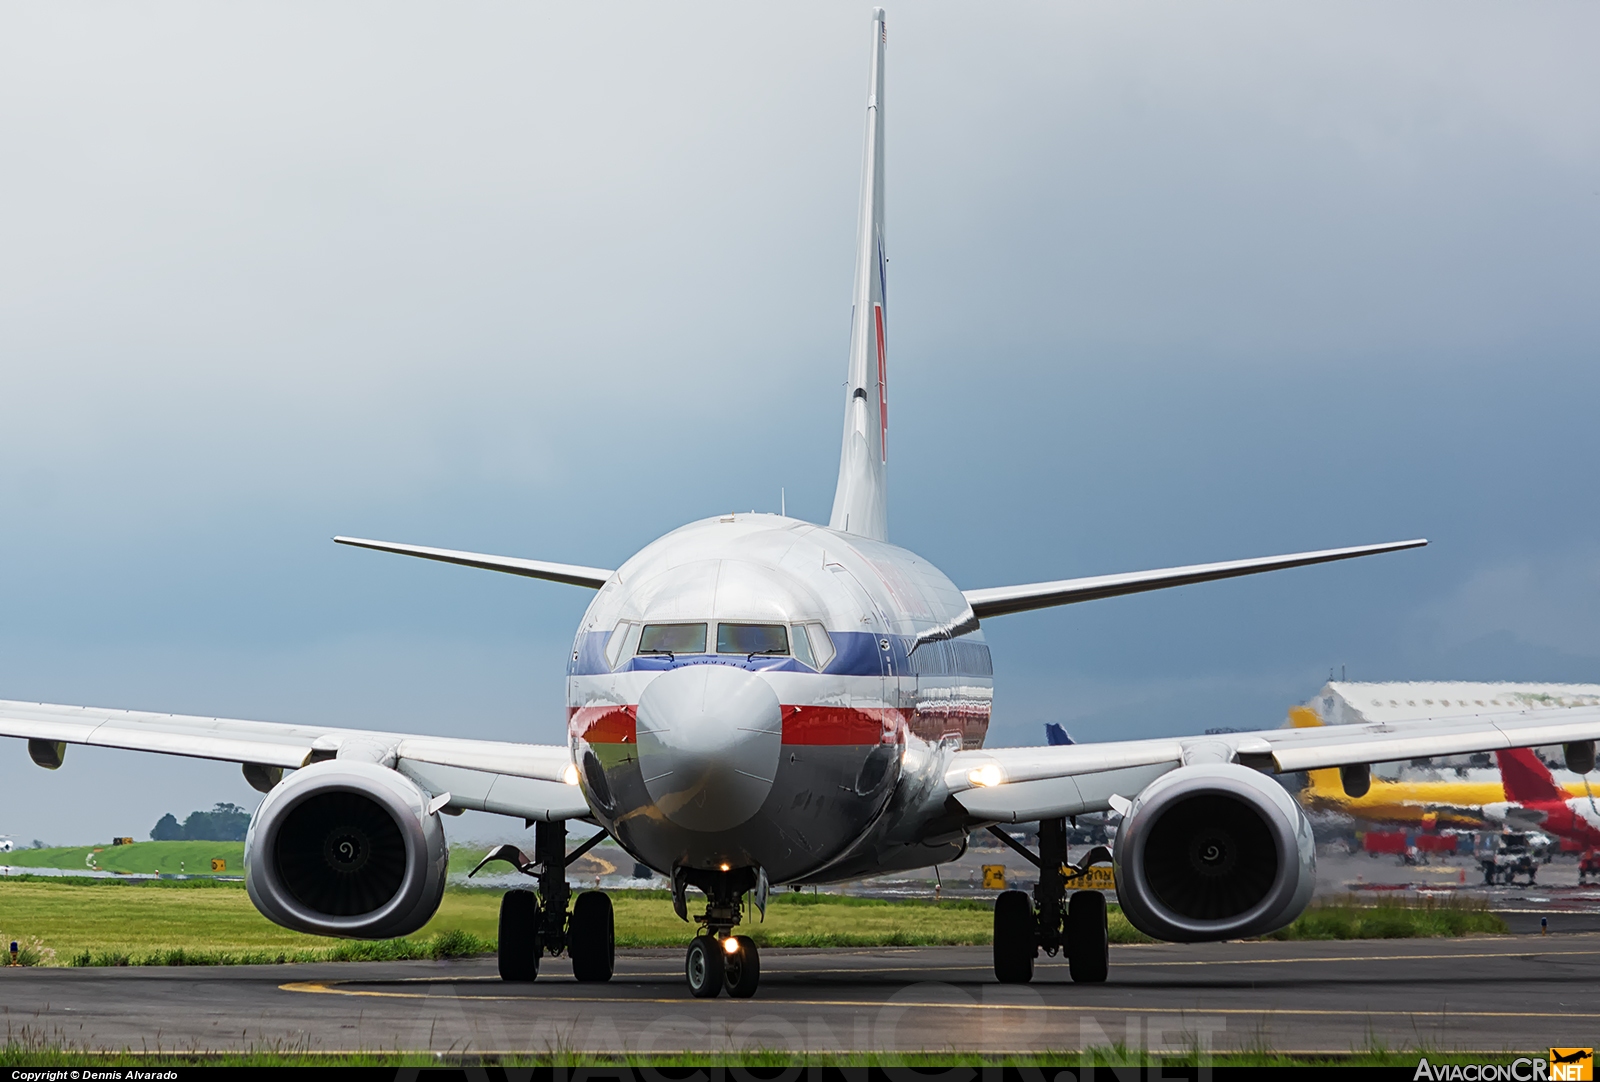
[1044,723,1073,746]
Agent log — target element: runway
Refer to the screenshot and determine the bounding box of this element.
[2,935,1596,1055]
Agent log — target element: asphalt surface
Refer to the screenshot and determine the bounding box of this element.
[4,935,1598,1055]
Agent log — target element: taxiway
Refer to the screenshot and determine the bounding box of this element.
[2,934,1595,1055]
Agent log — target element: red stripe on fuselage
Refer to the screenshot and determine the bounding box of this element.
[783,706,906,746]
[568,705,909,746]
[570,704,636,744]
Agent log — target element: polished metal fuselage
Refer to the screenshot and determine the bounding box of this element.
[566,513,992,884]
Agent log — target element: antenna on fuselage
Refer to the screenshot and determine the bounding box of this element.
[781,488,786,518]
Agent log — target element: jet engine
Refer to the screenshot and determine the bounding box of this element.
[245,759,448,939]
[1112,763,1314,942]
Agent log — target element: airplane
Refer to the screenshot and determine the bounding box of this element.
[1289,706,1598,831]
[6,8,1600,999]
[1481,747,1600,851]
[1290,706,1520,828]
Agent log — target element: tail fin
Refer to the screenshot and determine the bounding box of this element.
[1044,723,1073,746]
[1497,746,1567,804]
[828,9,890,541]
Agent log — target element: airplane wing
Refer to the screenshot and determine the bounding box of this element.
[949,705,1600,823]
[962,539,1427,619]
[0,699,591,823]
[333,536,613,589]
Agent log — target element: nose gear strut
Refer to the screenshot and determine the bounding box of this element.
[672,864,764,998]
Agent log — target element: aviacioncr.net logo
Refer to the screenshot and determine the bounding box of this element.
[1413,1055,1582,1081]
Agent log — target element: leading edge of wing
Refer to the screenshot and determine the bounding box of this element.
[946,705,1600,824]
[961,538,1427,620]
[0,699,590,823]
[334,536,613,589]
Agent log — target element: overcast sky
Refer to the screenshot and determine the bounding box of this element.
[2,1,1597,846]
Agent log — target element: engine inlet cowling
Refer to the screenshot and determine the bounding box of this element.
[1113,763,1314,943]
[245,759,448,939]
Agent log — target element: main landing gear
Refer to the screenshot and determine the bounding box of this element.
[674,866,762,998]
[988,818,1110,984]
[472,820,615,984]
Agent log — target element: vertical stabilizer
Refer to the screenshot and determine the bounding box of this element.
[828,8,890,541]
[1496,747,1568,804]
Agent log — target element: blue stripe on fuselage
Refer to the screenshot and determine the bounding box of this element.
[568,629,990,679]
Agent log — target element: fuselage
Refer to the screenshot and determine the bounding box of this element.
[566,513,992,884]
[1482,797,1600,848]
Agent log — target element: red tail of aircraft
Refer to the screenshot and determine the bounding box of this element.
[1497,746,1568,804]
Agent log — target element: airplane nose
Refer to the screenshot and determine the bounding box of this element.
[635,665,783,833]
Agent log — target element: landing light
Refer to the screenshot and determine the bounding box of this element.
[967,764,1003,788]
[563,764,580,786]
[719,862,730,871]
[722,936,740,954]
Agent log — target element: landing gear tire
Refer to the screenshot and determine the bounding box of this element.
[498,888,541,982]
[1067,889,1109,983]
[570,890,615,983]
[686,935,724,998]
[724,935,760,998]
[993,889,1036,984]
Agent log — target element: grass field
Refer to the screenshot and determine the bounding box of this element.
[4,839,610,878]
[2,840,247,876]
[0,872,1507,967]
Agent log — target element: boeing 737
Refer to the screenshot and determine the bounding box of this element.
[6,9,1600,998]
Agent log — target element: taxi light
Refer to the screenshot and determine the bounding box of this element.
[563,764,580,786]
[967,763,1003,788]
[722,936,740,954]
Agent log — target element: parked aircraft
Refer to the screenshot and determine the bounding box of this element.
[1290,706,1592,829]
[5,9,1600,998]
[1481,747,1600,850]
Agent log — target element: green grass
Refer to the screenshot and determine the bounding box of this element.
[2,840,246,876]
[0,874,1505,968]
[1269,894,1507,940]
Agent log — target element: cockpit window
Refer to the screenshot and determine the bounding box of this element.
[806,624,836,670]
[790,624,816,669]
[605,621,641,669]
[638,623,707,655]
[717,623,789,655]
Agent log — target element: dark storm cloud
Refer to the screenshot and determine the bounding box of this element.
[1,2,1596,841]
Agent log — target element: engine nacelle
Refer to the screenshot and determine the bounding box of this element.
[1113,763,1314,942]
[245,759,448,939]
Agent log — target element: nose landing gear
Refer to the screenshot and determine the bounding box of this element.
[673,865,764,997]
